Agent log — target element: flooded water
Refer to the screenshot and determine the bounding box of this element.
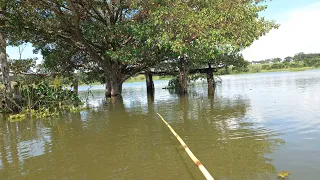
[1,70,320,180]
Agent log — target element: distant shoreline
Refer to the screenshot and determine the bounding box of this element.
[225,66,318,76]
[77,66,319,86]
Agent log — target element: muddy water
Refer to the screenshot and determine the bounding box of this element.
[0,70,320,180]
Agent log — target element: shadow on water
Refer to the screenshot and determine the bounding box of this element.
[0,87,285,180]
[155,92,284,180]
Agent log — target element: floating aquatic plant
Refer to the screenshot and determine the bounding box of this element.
[278,171,290,179]
[8,113,26,122]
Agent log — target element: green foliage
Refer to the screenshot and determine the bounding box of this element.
[232,66,249,73]
[8,105,87,121]
[166,74,221,91]
[8,113,26,122]
[289,62,303,68]
[277,171,290,179]
[262,64,270,70]
[3,0,278,91]
[303,57,320,67]
[25,108,59,119]
[251,65,262,73]
[254,53,320,68]
[167,77,180,90]
[19,81,82,110]
[64,105,88,113]
[4,80,85,120]
[270,63,285,69]
[9,58,36,74]
[272,58,282,63]
[293,52,306,62]
[284,56,293,62]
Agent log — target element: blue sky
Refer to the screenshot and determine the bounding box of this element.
[243,0,320,61]
[261,0,320,19]
[7,0,320,62]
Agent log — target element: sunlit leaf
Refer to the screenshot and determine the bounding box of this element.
[277,171,290,179]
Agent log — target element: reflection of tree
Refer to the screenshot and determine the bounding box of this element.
[7,123,20,177]
[0,94,285,180]
[295,76,320,90]
[157,95,284,179]
[0,117,54,179]
[0,117,9,171]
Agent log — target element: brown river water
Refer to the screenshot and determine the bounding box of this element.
[1,70,320,180]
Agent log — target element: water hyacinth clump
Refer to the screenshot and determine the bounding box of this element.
[5,80,85,120]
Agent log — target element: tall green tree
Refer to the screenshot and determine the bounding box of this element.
[0,1,12,107]
[5,0,278,97]
[147,0,278,94]
[284,56,293,62]
[293,52,306,62]
[272,58,282,63]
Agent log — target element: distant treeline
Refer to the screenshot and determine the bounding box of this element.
[251,52,320,67]
[213,52,320,75]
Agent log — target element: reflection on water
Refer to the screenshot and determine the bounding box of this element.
[1,70,320,179]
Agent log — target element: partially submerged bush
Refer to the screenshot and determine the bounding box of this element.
[167,76,180,90]
[19,81,82,111]
[166,74,222,92]
[3,80,85,120]
[8,113,26,122]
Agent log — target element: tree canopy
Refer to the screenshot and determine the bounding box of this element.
[3,0,278,96]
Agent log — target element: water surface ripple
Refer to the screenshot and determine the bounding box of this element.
[0,70,320,180]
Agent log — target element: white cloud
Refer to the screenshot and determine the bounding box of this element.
[242,2,320,61]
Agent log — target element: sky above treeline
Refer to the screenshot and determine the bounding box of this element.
[242,0,320,61]
[6,0,320,62]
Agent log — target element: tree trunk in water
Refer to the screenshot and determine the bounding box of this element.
[207,64,215,96]
[110,76,123,97]
[147,92,154,115]
[145,72,154,95]
[13,85,21,111]
[105,74,111,98]
[0,121,9,169]
[105,62,123,98]
[0,22,12,107]
[73,77,79,95]
[179,56,188,94]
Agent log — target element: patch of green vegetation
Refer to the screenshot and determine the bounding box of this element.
[28,108,59,119]
[8,113,26,122]
[1,76,87,121]
[288,67,314,72]
[7,105,88,122]
[215,63,318,76]
[62,105,88,113]
[277,171,290,179]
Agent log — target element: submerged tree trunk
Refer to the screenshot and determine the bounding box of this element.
[73,76,79,95]
[110,75,123,97]
[111,81,123,97]
[104,62,124,98]
[207,64,215,96]
[179,55,188,94]
[13,85,21,108]
[147,91,154,114]
[0,12,12,107]
[145,71,154,95]
[105,74,111,98]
